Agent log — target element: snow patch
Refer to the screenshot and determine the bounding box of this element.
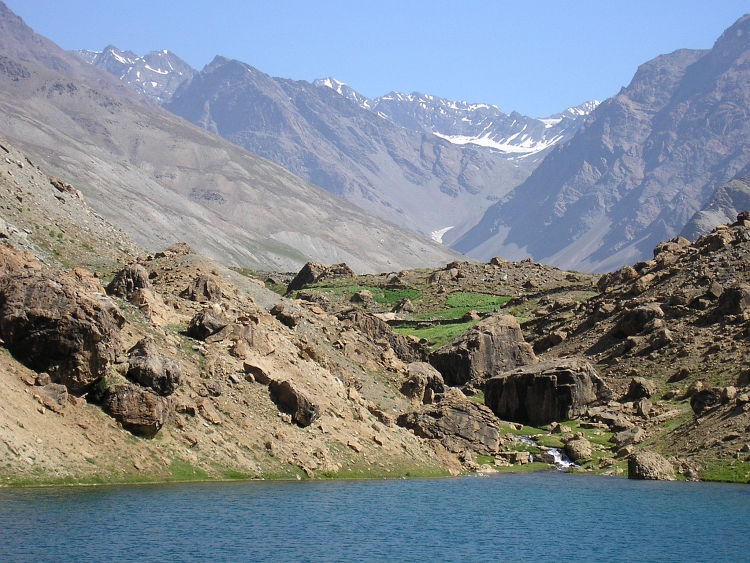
[430,226,454,244]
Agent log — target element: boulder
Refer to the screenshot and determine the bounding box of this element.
[180,275,222,303]
[35,383,68,413]
[351,290,373,304]
[343,312,428,363]
[154,242,192,259]
[715,284,750,317]
[400,362,445,403]
[126,337,181,396]
[268,380,320,427]
[564,437,592,461]
[613,304,664,337]
[270,303,300,329]
[0,272,123,393]
[430,314,537,386]
[103,383,168,438]
[392,297,414,314]
[626,377,657,400]
[612,426,647,447]
[627,450,675,480]
[286,262,355,293]
[186,310,228,340]
[690,388,722,415]
[484,358,610,426]
[396,398,500,455]
[106,264,151,300]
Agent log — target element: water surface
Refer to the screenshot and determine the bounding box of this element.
[1,472,748,562]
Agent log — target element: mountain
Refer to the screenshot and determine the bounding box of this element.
[681,177,750,240]
[452,14,750,272]
[0,1,461,273]
[72,45,196,104]
[367,90,597,163]
[163,57,536,239]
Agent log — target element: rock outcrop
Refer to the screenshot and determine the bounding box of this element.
[484,358,609,426]
[268,380,320,427]
[0,272,123,393]
[397,397,500,455]
[430,314,537,386]
[103,384,169,438]
[400,362,445,404]
[343,312,428,363]
[187,310,229,340]
[106,264,151,300]
[287,262,356,293]
[627,450,675,480]
[126,337,182,396]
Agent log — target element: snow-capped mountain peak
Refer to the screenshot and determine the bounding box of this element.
[72,46,195,105]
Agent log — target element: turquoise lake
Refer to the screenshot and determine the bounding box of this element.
[1,471,748,562]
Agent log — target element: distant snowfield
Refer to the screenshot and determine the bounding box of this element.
[430,226,454,244]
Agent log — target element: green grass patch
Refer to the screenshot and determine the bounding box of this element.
[491,462,552,474]
[168,459,208,481]
[306,284,421,308]
[700,460,750,483]
[392,320,478,349]
[414,292,510,321]
[467,391,485,405]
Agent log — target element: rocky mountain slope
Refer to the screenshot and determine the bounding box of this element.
[453,14,750,273]
[73,45,195,104]
[0,134,459,484]
[164,57,531,238]
[1,130,748,484]
[0,2,461,274]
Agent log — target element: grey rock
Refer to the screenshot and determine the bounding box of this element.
[396,398,500,455]
[484,358,610,426]
[187,310,229,340]
[430,314,537,386]
[126,336,181,396]
[0,272,123,393]
[103,383,169,438]
[628,450,675,480]
[106,264,151,300]
[269,380,320,427]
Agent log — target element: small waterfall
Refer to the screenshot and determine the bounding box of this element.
[519,436,575,469]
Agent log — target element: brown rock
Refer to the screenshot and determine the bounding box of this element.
[243,357,273,384]
[430,314,537,386]
[627,377,657,400]
[286,262,355,293]
[186,310,228,340]
[269,380,320,427]
[564,438,592,461]
[485,358,610,426]
[397,398,500,455]
[690,388,722,415]
[350,290,373,304]
[716,284,750,317]
[180,275,222,303]
[126,337,181,396]
[343,312,428,363]
[628,450,675,480]
[635,398,652,418]
[106,264,151,300]
[613,304,664,337]
[400,362,445,404]
[0,272,123,393]
[103,384,168,438]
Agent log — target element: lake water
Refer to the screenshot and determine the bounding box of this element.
[1,471,749,563]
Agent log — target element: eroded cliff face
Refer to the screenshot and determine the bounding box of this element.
[453,15,750,273]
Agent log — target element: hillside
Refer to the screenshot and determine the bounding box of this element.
[453,14,750,273]
[0,2,461,274]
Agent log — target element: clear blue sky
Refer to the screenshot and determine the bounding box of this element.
[4,0,749,117]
